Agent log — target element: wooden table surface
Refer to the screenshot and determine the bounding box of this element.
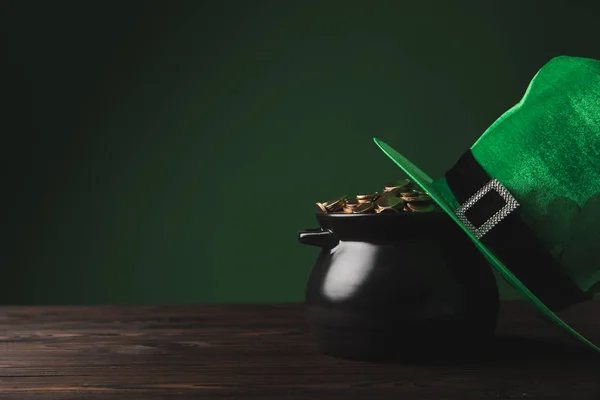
[0,301,598,399]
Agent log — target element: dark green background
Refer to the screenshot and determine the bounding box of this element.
[2,1,599,304]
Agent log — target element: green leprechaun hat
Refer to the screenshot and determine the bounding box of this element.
[374,55,600,353]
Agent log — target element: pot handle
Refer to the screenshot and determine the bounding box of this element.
[297,228,339,248]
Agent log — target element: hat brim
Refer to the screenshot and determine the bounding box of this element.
[373,137,600,354]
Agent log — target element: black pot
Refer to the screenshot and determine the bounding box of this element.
[298,212,500,362]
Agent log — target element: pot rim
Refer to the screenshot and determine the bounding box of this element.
[314,211,453,241]
[316,211,448,220]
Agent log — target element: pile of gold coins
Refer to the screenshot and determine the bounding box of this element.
[316,178,441,214]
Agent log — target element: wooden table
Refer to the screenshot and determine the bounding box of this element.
[0,301,598,399]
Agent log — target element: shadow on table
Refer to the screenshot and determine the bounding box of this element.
[374,335,600,369]
[480,335,598,364]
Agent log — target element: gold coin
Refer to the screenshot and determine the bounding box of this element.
[376,196,404,213]
[376,196,404,208]
[379,188,401,199]
[384,178,413,192]
[314,180,437,214]
[324,196,347,212]
[375,207,398,214]
[316,202,328,213]
[356,193,378,204]
[354,202,375,213]
[401,194,432,203]
[406,202,436,212]
[343,203,358,213]
[400,190,417,197]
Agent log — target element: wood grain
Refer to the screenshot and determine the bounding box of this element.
[0,301,597,399]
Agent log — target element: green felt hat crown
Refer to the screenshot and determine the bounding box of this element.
[450,55,600,294]
[373,55,600,353]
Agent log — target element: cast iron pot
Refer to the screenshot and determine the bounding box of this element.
[298,212,500,362]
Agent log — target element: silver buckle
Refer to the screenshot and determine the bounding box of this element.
[455,179,519,239]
